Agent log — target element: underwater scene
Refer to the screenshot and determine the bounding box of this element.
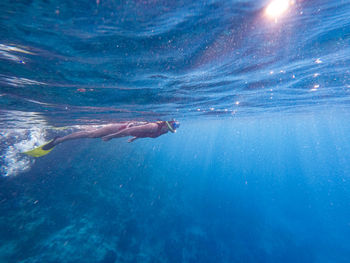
[1,0,350,262]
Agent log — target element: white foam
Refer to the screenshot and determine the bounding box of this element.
[0,127,48,176]
[0,111,49,177]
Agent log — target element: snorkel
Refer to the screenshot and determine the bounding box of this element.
[165,120,180,133]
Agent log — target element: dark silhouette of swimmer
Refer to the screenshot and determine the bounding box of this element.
[23,120,180,157]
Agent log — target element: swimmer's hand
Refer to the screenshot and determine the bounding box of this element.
[127,137,138,143]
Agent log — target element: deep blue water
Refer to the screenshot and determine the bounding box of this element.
[1,0,350,262]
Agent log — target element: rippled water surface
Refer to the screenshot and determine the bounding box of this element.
[1,0,350,122]
[1,0,350,262]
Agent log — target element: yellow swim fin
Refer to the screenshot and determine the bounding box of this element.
[22,140,55,157]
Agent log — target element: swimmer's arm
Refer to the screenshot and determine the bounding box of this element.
[101,123,157,141]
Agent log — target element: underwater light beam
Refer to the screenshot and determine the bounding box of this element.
[265,0,290,20]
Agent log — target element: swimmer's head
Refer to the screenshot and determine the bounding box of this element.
[166,120,180,133]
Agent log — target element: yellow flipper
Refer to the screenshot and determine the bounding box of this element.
[22,140,55,157]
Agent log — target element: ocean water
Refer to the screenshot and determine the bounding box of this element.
[1,0,350,262]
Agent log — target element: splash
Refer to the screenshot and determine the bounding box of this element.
[0,128,47,176]
[0,111,48,176]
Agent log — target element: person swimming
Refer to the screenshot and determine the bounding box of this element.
[23,120,180,157]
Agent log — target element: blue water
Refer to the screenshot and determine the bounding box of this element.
[1,0,350,262]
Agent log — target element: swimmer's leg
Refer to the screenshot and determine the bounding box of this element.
[41,131,93,150]
[44,123,129,149]
[49,130,104,147]
[24,123,131,157]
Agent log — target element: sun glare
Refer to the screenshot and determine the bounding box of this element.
[265,0,290,19]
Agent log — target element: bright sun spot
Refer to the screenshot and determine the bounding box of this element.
[265,0,290,19]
